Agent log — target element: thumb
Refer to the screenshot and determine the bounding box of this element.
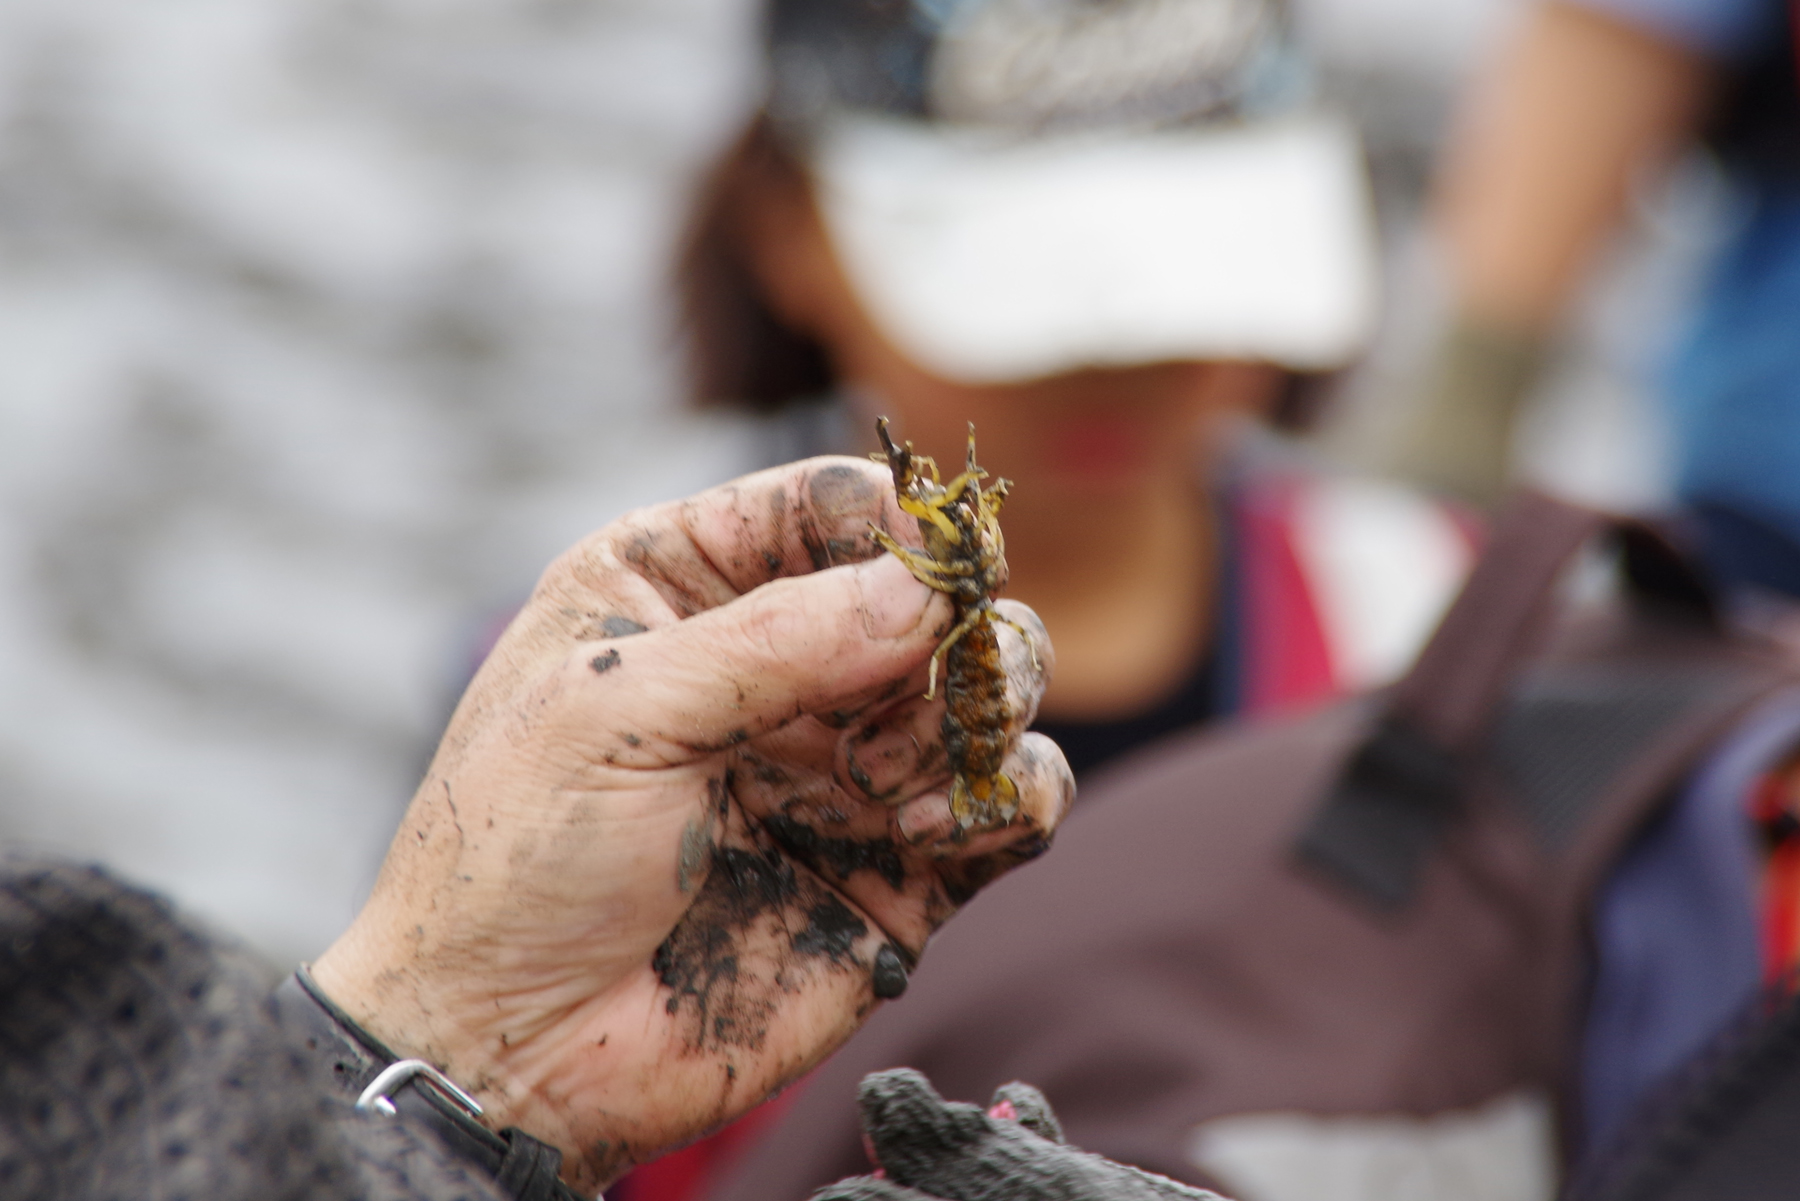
[858,1069,989,1181]
[574,553,947,757]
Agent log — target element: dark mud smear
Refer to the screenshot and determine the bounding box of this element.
[844,755,883,802]
[807,463,877,518]
[737,751,791,787]
[652,839,872,1052]
[585,1137,633,1185]
[937,829,1052,907]
[623,530,712,617]
[798,465,880,571]
[600,615,648,638]
[590,648,622,674]
[790,894,867,962]
[871,944,909,999]
[762,813,907,890]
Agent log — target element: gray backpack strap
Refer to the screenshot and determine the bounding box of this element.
[1296,492,1719,910]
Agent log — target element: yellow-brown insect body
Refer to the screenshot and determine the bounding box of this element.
[943,619,1018,828]
[869,418,1029,835]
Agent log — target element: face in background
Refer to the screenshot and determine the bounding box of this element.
[734,151,1283,511]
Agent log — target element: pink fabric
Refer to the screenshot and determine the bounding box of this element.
[1237,475,1339,717]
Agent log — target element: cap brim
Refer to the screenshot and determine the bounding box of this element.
[811,113,1380,383]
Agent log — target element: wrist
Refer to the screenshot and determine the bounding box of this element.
[275,967,585,1200]
[310,924,573,1156]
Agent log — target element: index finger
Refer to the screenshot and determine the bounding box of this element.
[592,458,911,617]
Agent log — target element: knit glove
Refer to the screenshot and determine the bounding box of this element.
[812,1069,1228,1201]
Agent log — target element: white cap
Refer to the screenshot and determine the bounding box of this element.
[809,112,1380,383]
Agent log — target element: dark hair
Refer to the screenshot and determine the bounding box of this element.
[676,113,836,412]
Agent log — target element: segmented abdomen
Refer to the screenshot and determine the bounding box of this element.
[943,607,1011,818]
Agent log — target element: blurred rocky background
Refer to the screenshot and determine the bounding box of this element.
[0,0,762,962]
[0,0,1707,965]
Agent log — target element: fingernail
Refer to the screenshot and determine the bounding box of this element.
[872,944,908,999]
[896,791,954,846]
[860,554,933,639]
[844,721,923,801]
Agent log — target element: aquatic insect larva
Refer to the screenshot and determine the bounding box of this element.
[869,417,1037,835]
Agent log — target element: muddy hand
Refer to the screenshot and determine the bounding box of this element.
[310,457,1072,1194]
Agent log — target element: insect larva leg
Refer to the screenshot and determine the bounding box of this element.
[867,529,972,590]
[983,479,1011,516]
[939,469,986,506]
[995,615,1042,674]
[924,609,983,701]
[896,492,960,541]
[870,530,979,575]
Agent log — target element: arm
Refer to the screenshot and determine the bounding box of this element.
[1436,0,1711,332]
[1390,0,1711,504]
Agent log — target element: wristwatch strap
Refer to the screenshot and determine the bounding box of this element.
[274,967,584,1201]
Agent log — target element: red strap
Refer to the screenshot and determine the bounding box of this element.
[1754,768,1800,983]
[1237,477,1338,716]
[1792,0,1799,90]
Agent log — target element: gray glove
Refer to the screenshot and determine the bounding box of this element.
[810,1069,1228,1201]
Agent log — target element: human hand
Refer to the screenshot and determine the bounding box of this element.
[310,457,1072,1192]
[817,1071,1227,1201]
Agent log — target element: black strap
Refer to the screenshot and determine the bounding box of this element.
[1297,493,1604,909]
[1297,493,1722,910]
[273,969,585,1201]
[497,1129,574,1198]
[1293,713,1461,911]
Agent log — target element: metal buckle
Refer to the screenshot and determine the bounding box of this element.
[355,1058,485,1120]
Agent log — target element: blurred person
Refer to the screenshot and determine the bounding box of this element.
[712,491,1800,1201]
[0,456,1077,1200]
[1390,0,1800,598]
[610,1,1478,1199]
[678,0,1474,780]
